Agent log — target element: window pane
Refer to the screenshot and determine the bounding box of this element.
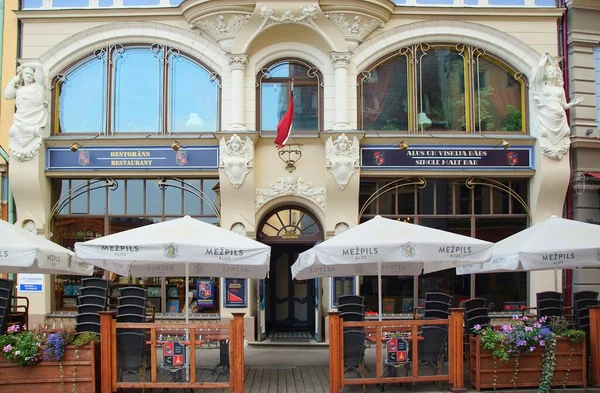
[269,62,309,78]
[359,181,377,217]
[89,182,107,214]
[417,49,465,132]
[475,57,523,132]
[165,181,182,216]
[361,276,413,314]
[418,181,434,214]
[169,56,218,132]
[474,185,491,214]
[126,180,144,215]
[455,183,472,214]
[108,180,125,215]
[398,186,415,215]
[419,218,471,237]
[293,84,318,130]
[261,82,287,131]
[70,180,88,214]
[183,180,201,216]
[419,270,470,308]
[511,180,529,215]
[361,55,409,131]
[146,180,162,215]
[59,58,106,133]
[113,48,163,133]
[201,179,219,216]
[435,180,453,215]
[492,187,509,214]
[377,187,395,215]
[57,180,70,214]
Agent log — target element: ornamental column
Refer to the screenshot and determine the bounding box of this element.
[331,52,352,130]
[228,54,248,131]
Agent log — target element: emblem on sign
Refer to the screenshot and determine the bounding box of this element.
[507,152,518,166]
[161,340,186,371]
[386,334,409,366]
[164,243,180,259]
[176,151,188,166]
[400,242,416,257]
[373,151,385,166]
[78,150,90,166]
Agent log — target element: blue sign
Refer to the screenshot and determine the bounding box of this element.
[361,145,534,170]
[46,146,219,171]
[224,278,247,308]
[197,278,215,308]
[19,284,42,292]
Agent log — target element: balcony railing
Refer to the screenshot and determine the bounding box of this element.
[21,0,556,10]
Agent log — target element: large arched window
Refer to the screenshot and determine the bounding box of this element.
[359,44,526,134]
[53,44,220,135]
[257,59,323,133]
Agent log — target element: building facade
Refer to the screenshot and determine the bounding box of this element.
[5,0,571,341]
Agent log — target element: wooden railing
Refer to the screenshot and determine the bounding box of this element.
[590,306,600,386]
[99,311,245,393]
[329,308,465,393]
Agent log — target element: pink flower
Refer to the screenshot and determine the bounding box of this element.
[539,340,546,346]
[533,323,541,329]
[529,346,535,352]
[522,316,528,321]
[525,326,533,332]
[474,324,481,331]
[2,345,12,353]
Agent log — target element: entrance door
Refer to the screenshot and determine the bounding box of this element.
[271,246,314,331]
[257,206,323,339]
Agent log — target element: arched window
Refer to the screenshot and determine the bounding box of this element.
[53,44,220,135]
[359,44,526,134]
[257,59,323,133]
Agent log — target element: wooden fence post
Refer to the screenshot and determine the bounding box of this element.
[589,306,600,386]
[99,311,115,393]
[231,313,245,393]
[328,312,342,393]
[449,308,465,393]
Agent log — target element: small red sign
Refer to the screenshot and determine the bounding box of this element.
[173,355,184,366]
[163,342,174,356]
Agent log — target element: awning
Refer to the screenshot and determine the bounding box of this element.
[586,172,600,179]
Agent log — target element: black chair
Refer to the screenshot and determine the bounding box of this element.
[77,304,105,315]
[422,310,449,320]
[573,291,598,303]
[405,326,448,389]
[116,314,147,323]
[118,296,147,308]
[76,313,101,325]
[537,291,563,302]
[117,304,146,316]
[77,294,107,308]
[116,331,146,382]
[119,287,147,298]
[340,312,365,322]
[339,295,365,306]
[76,322,101,334]
[463,298,487,311]
[82,278,110,290]
[426,292,453,304]
[343,330,367,393]
[80,286,108,298]
[424,301,451,312]
[0,279,12,291]
[338,304,365,314]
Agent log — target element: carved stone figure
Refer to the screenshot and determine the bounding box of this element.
[325,134,360,190]
[230,222,247,236]
[219,134,254,189]
[531,53,583,160]
[255,177,326,208]
[4,63,48,161]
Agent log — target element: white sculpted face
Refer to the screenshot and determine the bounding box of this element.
[337,139,348,153]
[230,139,241,152]
[544,66,559,84]
[21,67,35,84]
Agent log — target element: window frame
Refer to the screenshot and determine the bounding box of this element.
[52,44,221,136]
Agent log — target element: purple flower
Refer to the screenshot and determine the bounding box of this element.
[525,326,532,332]
[474,324,481,331]
[529,346,535,352]
[539,340,545,346]
[2,345,12,353]
[539,316,548,323]
[512,315,519,320]
[533,322,541,329]
[522,316,528,321]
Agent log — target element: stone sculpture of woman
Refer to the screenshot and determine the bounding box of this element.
[531,53,583,160]
[325,133,359,190]
[4,63,47,161]
[219,134,254,189]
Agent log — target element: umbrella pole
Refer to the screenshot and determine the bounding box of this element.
[378,262,382,322]
[185,262,190,382]
[554,268,558,292]
[185,262,190,324]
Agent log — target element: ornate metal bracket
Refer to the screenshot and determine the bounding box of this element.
[465,177,531,220]
[359,177,427,219]
[278,144,303,173]
[156,178,220,221]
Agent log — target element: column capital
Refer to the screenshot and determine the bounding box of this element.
[228,54,248,71]
[330,52,351,69]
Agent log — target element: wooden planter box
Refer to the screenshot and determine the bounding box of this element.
[0,343,99,392]
[469,335,587,391]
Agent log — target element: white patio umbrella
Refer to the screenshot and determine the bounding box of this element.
[291,215,493,320]
[457,216,600,290]
[0,219,93,275]
[75,215,271,322]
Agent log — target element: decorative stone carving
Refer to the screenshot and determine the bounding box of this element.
[190,14,251,52]
[219,134,254,189]
[325,13,384,51]
[334,222,350,236]
[531,53,583,160]
[330,52,351,69]
[258,3,318,28]
[4,63,47,161]
[230,222,247,236]
[325,134,360,190]
[256,177,325,208]
[228,54,248,71]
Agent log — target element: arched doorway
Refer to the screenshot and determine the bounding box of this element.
[257,206,324,341]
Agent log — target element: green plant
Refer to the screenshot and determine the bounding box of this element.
[72,332,100,347]
[539,334,557,393]
[0,325,41,366]
[501,105,522,132]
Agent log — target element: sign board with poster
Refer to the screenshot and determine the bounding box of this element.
[503,301,526,315]
[386,333,410,367]
[224,278,247,308]
[196,278,215,308]
[161,340,186,371]
[332,277,355,307]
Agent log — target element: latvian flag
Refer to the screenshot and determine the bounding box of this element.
[274,83,294,149]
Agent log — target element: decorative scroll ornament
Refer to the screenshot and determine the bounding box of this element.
[334,222,350,236]
[219,134,254,189]
[531,53,583,160]
[330,52,351,69]
[190,14,251,52]
[325,134,359,190]
[4,63,47,161]
[230,222,247,236]
[258,3,318,29]
[256,177,325,208]
[228,54,248,71]
[325,13,384,51]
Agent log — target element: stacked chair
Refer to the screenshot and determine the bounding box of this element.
[76,278,109,334]
[0,279,28,333]
[116,287,149,383]
[339,295,366,324]
[463,298,490,368]
[536,291,565,320]
[572,291,599,359]
[422,292,452,319]
[339,295,367,391]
